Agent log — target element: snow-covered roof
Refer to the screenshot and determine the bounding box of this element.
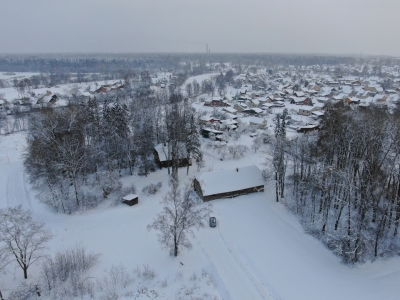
[251,99,260,105]
[221,119,238,126]
[262,103,274,108]
[122,194,138,201]
[298,106,314,111]
[222,107,237,114]
[200,115,213,122]
[248,108,263,114]
[341,86,353,94]
[316,97,329,102]
[224,112,237,119]
[249,117,266,125]
[154,143,186,162]
[290,97,305,103]
[195,166,264,196]
[387,94,399,103]
[256,97,267,102]
[333,93,346,100]
[223,94,233,101]
[202,127,223,134]
[311,111,325,116]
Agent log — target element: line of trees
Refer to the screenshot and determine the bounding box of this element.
[278,103,400,263]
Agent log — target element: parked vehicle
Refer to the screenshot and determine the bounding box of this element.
[209,217,217,227]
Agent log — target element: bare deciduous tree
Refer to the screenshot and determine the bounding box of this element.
[148,179,212,257]
[0,205,53,279]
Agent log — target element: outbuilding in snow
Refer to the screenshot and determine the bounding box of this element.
[193,165,265,202]
[122,194,139,206]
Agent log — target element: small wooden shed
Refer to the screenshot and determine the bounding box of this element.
[122,194,139,206]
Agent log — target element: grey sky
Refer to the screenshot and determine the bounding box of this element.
[0,0,399,56]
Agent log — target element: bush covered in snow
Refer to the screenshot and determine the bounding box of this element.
[40,244,99,299]
[142,182,162,195]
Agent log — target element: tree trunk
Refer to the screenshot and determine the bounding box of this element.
[73,177,80,206]
[275,171,279,202]
[335,201,345,231]
[174,236,178,257]
[374,210,387,258]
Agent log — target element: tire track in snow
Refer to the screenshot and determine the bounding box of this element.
[197,226,273,300]
[217,226,275,300]
[6,163,32,209]
[197,238,233,300]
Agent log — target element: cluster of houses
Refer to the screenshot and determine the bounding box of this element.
[0,80,127,113]
[201,68,400,135]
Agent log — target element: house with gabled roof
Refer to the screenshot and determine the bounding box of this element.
[222,106,238,115]
[249,117,267,128]
[193,166,264,201]
[298,105,319,116]
[345,97,360,104]
[153,142,191,169]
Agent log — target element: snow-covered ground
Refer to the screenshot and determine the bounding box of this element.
[183,73,219,87]
[1,131,400,299]
[0,71,400,299]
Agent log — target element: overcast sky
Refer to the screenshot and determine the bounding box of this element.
[0,0,399,56]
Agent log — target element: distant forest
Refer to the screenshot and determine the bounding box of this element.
[0,53,368,74]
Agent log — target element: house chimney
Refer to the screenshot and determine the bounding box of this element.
[236,168,238,172]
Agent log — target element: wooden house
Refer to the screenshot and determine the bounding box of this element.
[249,117,267,128]
[249,99,260,107]
[222,106,238,115]
[210,96,223,106]
[193,166,264,202]
[290,96,307,105]
[234,103,248,112]
[345,97,360,104]
[201,128,224,139]
[153,143,191,169]
[296,124,319,133]
[298,105,319,116]
[200,116,220,125]
[242,108,263,116]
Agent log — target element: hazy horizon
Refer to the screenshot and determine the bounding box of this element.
[1,0,399,56]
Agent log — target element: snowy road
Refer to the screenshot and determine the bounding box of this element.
[6,163,31,208]
[197,225,273,300]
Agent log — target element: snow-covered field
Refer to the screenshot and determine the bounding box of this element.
[1,131,400,299]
